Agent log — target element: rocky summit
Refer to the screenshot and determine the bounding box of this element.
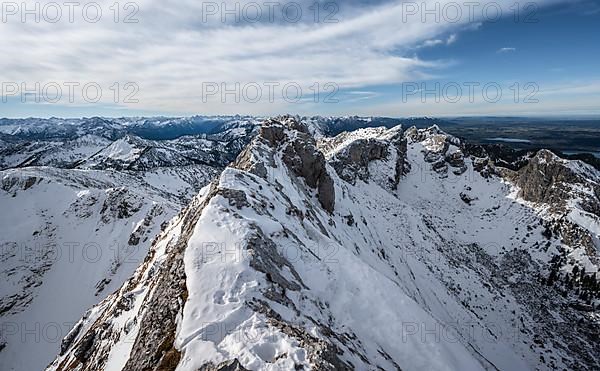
[1,116,599,371]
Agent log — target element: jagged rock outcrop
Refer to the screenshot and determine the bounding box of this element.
[329,139,389,183]
[506,150,600,228]
[1,174,41,193]
[235,117,336,213]
[281,135,335,213]
[513,150,582,207]
[405,125,468,177]
[321,125,407,190]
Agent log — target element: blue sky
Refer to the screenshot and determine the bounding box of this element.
[334,0,600,117]
[1,0,599,118]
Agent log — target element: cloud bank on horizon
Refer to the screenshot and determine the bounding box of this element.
[0,0,599,117]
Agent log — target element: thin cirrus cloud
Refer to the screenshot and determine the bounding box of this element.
[0,0,567,115]
[497,47,517,53]
[419,33,458,48]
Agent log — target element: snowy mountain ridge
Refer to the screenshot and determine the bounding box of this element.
[0,116,390,140]
[45,116,599,371]
[0,118,259,370]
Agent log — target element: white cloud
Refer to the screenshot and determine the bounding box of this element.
[497,47,517,53]
[446,34,458,45]
[418,33,457,49]
[0,0,562,115]
[422,39,444,47]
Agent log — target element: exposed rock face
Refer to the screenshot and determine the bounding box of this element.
[330,139,389,183]
[322,125,407,190]
[405,125,469,178]
[237,117,336,213]
[405,124,459,146]
[1,175,41,193]
[199,359,249,371]
[247,225,305,292]
[282,135,335,213]
[100,187,144,222]
[508,150,600,224]
[581,188,600,217]
[445,151,464,167]
[445,150,467,175]
[459,192,477,205]
[513,150,581,208]
[472,156,493,178]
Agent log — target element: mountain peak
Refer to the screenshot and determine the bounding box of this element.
[4,116,597,371]
[234,116,335,213]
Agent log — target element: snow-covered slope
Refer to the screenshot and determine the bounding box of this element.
[47,117,599,371]
[0,165,221,370]
[79,135,240,171]
[0,135,112,169]
[0,120,259,370]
